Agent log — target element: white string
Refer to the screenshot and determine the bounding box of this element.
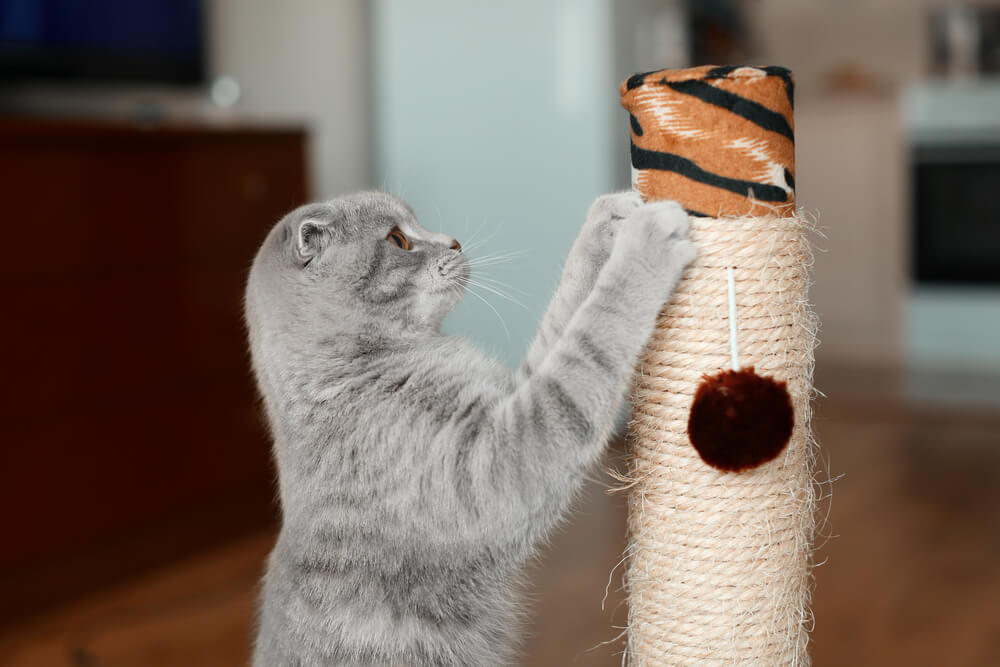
[727,266,741,371]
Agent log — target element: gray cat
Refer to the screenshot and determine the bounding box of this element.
[244,190,694,666]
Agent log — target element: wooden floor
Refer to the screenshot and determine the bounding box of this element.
[2,389,999,666]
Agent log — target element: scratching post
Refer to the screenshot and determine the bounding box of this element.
[620,66,816,665]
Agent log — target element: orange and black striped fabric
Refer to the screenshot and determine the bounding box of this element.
[620,65,796,218]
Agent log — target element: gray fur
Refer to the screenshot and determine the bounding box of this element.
[245,191,694,666]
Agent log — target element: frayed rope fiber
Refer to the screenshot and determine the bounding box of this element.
[623,213,817,665]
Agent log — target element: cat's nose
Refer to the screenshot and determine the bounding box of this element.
[450,239,462,252]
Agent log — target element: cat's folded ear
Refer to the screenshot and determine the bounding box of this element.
[295,218,330,265]
[284,202,342,266]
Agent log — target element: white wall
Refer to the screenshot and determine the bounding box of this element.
[210,0,371,198]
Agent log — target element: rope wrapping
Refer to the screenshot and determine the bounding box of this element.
[624,214,817,665]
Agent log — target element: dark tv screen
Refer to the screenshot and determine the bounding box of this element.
[0,0,204,85]
[913,145,1000,285]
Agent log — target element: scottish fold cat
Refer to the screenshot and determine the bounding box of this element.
[244,191,693,665]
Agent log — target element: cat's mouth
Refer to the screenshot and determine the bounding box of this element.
[435,253,470,292]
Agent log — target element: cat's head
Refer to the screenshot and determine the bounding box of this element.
[249,192,468,335]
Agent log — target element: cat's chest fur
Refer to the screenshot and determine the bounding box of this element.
[314,338,505,422]
[273,337,508,486]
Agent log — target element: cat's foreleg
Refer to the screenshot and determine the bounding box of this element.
[492,201,694,543]
[515,192,642,383]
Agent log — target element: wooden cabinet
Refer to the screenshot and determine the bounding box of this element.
[0,118,307,619]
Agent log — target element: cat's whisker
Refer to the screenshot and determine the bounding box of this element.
[463,278,528,311]
[467,258,520,269]
[429,200,446,233]
[469,272,531,297]
[459,217,491,247]
[461,239,490,255]
[450,273,520,334]
[456,271,513,292]
[460,228,499,254]
[468,248,527,261]
[462,244,512,263]
[466,252,527,268]
[464,274,529,304]
[462,285,512,341]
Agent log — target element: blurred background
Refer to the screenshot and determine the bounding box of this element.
[0,0,997,665]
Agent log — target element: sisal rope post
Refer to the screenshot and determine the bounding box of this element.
[619,66,817,665]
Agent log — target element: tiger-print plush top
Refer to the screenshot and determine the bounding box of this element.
[620,65,795,218]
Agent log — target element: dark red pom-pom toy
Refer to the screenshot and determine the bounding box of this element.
[687,367,794,472]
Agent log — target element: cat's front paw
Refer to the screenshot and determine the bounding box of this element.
[587,191,644,226]
[583,191,644,258]
[616,200,695,284]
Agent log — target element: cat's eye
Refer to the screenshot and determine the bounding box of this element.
[386,227,412,250]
